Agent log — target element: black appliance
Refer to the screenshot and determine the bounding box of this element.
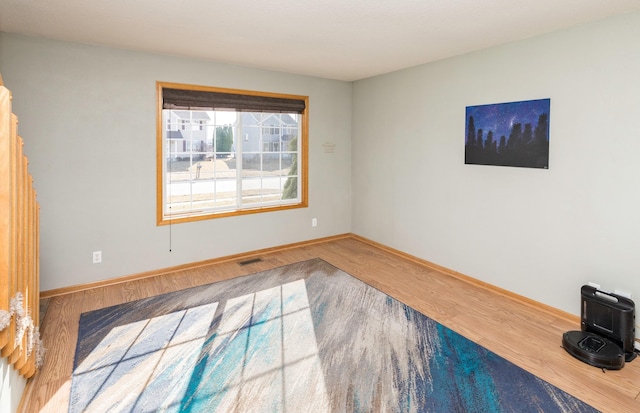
[562,285,636,370]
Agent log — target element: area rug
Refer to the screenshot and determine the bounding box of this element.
[70,258,597,412]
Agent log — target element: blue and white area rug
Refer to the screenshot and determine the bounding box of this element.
[70,258,597,412]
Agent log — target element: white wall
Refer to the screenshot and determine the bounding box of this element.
[352,11,640,318]
[0,33,352,292]
[0,359,24,413]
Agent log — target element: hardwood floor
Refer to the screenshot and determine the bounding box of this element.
[21,235,640,412]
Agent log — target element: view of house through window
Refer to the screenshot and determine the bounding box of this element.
[157,83,308,225]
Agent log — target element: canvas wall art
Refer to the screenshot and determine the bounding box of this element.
[465,98,550,168]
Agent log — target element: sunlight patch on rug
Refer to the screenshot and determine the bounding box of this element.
[70,258,597,412]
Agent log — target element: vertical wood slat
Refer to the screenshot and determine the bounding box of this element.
[0,77,42,379]
[3,117,20,362]
[0,83,9,350]
[20,202,40,378]
[15,160,30,371]
[18,177,32,374]
[22,175,35,374]
[1,112,19,360]
[21,194,38,378]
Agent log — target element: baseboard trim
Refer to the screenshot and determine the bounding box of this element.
[351,234,580,324]
[40,233,352,299]
[40,232,579,325]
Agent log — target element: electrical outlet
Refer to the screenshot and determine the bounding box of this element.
[312,218,318,227]
[93,251,102,264]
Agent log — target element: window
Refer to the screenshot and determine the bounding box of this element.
[262,125,280,135]
[156,82,308,225]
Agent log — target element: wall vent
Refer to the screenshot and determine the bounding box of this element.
[238,258,262,266]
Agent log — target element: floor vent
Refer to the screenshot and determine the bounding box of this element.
[238,257,262,266]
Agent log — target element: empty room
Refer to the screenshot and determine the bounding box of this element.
[2,1,640,412]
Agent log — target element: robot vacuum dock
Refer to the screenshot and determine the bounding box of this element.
[562,286,635,370]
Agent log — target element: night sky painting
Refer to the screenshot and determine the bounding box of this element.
[465,98,550,168]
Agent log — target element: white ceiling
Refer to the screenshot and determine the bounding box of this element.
[1,0,640,81]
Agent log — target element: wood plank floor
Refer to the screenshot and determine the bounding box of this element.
[20,235,640,412]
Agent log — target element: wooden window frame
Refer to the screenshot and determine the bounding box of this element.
[156,81,308,226]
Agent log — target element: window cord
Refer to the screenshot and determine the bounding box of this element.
[168,124,173,252]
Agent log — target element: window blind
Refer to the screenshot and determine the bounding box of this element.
[162,87,306,113]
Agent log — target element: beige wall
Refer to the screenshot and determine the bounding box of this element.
[352,11,640,319]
